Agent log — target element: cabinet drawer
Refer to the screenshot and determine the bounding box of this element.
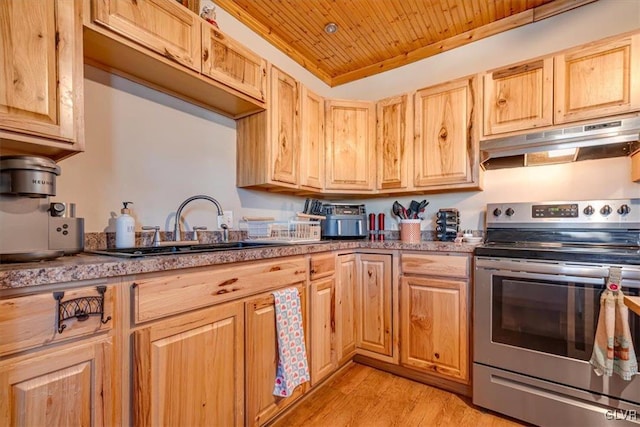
[133,257,307,323]
[401,253,469,278]
[310,253,335,280]
[0,284,113,357]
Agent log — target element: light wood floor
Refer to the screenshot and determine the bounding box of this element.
[272,363,525,427]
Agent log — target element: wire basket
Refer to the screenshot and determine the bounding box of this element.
[240,219,321,243]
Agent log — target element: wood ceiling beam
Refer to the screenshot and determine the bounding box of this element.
[533,0,597,21]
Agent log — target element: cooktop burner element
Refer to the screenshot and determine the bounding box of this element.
[477,199,640,265]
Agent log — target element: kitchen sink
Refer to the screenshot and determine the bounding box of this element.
[88,241,281,258]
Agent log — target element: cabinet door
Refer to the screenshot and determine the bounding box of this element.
[483,58,553,135]
[400,276,469,383]
[325,100,376,191]
[0,0,83,153]
[245,284,308,426]
[0,337,114,426]
[299,86,325,190]
[336,254,357,363]
[555,34,640,124]
[377,94,412,191]
[414,77,478,188]
[270,66,300,185]
[201,25,266,102]
[133,302,244,427]
[356,254,392,358]
[93,0,201,71]
[310,278,336,385]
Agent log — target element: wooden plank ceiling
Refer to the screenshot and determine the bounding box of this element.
[212,0,596,86]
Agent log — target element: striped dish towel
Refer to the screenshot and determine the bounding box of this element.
[589,267,638,381]
[272,287,310,397]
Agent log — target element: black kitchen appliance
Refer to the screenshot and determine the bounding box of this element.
[473,199,640,426]
[320,203,367,239]
[435,208,459,241]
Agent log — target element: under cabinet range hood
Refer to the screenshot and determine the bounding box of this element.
[480,116,640,170]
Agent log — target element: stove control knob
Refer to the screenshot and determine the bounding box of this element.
[492,208,502,217]
[617,204,630,215]
[600,205,612,216]
[583,205,594,216]
[505,208,515,217]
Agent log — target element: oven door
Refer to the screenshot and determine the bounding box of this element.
[474,257,640,404]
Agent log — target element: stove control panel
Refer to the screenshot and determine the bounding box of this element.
[487,199,640,228]
[532,203,578,218]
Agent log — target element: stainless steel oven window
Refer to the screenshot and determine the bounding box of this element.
[491,273,640,364]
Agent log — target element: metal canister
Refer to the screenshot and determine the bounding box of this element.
[0,155,61,197]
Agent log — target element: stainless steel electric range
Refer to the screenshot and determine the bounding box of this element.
[473,199,640,426]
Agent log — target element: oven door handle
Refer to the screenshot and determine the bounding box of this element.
[476,258,609,278]
[621,279,640,290]
[482,269,606,286]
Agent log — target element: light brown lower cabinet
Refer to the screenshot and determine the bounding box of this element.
[336,254,357,364]
[133,302,245,427]
[245,284,309,427]
[400,275,469,383]
[0,337,114,426]
[309,277,336,385]
[356,253,393,360]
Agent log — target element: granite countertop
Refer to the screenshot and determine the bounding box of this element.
[0,240,478,290]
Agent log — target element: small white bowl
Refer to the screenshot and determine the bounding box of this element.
[463,236,483,244]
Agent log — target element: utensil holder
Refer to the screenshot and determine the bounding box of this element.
[400,219,421,243]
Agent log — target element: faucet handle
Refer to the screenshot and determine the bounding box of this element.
[193,226,207,242]
[142,226,161,247]
[220,223,229,243]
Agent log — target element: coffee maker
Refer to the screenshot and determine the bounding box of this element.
[0,156,84,262]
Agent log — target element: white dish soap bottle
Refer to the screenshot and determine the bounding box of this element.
[115,201,136,248]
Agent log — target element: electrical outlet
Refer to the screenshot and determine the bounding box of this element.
[217,210,233,229]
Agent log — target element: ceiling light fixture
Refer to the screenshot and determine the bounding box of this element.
[324,22,338,34]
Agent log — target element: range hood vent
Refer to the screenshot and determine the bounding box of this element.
[481,116,640,170]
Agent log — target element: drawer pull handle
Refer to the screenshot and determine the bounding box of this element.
[53,286,112,334]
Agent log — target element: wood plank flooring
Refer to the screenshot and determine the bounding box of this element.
[272,363,525,427]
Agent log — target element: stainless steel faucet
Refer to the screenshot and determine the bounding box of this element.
[174,195,228,242]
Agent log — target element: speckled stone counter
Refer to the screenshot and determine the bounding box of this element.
[0,240,478,290]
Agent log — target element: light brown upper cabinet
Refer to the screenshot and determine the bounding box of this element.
[325,100,376,192]
[414,77,481,189]
[483,32,640,137]
[377,94,412,191]
[93,0,201,71]
[555,33,640,124]
[299,87,326,191]
[0,0,84,160]
[85,0,265,118]
[201,25,266,102]
[237,65,300,189]
[483,58,554,135]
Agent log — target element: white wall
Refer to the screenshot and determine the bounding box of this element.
[56,1,640,233]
